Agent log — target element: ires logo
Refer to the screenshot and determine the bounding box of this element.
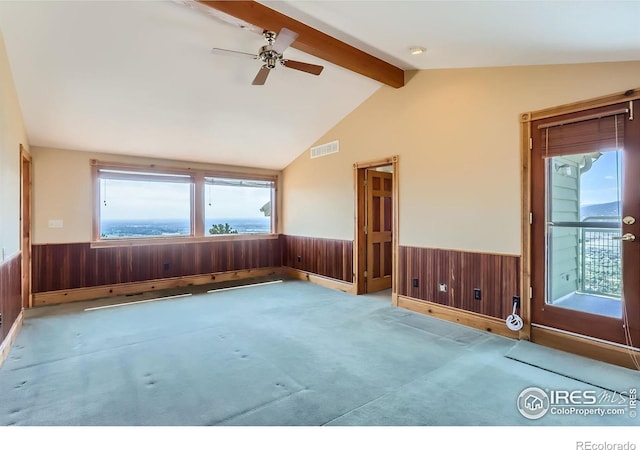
[548,390,597,405]
[517,387,551,419]
[516,387,632,420]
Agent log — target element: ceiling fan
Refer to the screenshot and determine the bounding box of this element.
[211,28,324,85]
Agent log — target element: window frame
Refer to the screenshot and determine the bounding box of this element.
[91,160,278,247]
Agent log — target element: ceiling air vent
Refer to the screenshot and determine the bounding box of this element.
[310,140,339,159]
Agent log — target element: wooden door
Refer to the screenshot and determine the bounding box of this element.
[366,170,393,292]
[530,101,640,346]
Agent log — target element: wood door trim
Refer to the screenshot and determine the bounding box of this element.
[520,118,532,340]
[353,166,366,294]
[527,89,640,122]
[622,99,640,346]
[392,157,399,306]
[354,156,396,170]
[20,145,31,309]
[353,156,399,298]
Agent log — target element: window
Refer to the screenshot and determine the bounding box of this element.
[539,111,626,314]
[93,162,277,241]
[98,168,194,239]
[204,177,274,235]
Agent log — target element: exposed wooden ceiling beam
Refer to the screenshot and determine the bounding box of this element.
[196,1,405,88]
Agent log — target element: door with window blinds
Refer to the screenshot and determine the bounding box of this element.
[530,101,640,346]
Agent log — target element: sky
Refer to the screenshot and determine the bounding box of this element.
[578,150,622,207]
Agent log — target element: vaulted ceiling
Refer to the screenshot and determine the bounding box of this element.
[0,1,638,170]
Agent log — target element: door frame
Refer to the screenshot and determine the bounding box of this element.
[353,155,399,303]
[521,88,640,368]
[20,145,32,309]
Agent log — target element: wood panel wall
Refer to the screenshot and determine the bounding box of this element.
[281,235,353,283]
[0,253,22,343]
[32,238,282,293]
[398,246,520,319]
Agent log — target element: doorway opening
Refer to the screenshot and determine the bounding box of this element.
[20,146,31,309]
[354,156,398,302]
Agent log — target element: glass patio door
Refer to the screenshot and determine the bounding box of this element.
[531,101,640,346]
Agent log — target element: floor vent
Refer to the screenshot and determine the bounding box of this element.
[310,140,339,159]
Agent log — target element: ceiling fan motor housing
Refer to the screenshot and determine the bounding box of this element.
[259,45,280,69]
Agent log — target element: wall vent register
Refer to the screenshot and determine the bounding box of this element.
[310,140,339,159]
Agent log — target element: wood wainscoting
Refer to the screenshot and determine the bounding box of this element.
[32,236,357,306]
[32,238,282,305]
[281,235,353,283]
[398,246,520,336]
[0,252,23,364]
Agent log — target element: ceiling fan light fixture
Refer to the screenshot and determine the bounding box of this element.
[409,46,426,55]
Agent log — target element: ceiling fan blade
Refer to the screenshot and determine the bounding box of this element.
[272,27,298,54]
[211,48,258,59]
[282,60,324,76]
[252,66,270,85]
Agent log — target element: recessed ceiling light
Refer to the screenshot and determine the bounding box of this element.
[409,46,426,55]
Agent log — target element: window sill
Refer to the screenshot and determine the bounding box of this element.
[90,233,280,248]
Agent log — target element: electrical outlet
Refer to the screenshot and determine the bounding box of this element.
[412,278,419,288]
[439,283,447,293]
[473,288,481,300]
